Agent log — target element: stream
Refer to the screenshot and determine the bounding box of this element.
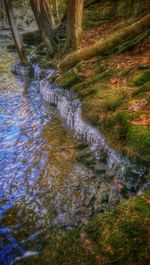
[0,36,149,265]
[0,38,93,265]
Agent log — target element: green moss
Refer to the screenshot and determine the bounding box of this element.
[16,192,150,265]
[127,125,150,155]
[91,69,114,83]
[132,81,150,96]
[82,100,100,125]
[30,54,44,64]
[39,60,57,69]
[104,30,150,56]
[129,69,150,86]
[58,68,83,88]
[118,111,141,130]
[105,95,124,111]
[86,192,150,265]
[84,0,150,30]
[71,81,89,93]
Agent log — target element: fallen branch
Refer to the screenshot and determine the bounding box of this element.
[58,14,150,72]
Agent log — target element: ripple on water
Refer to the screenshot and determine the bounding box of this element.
[0,49,95,265]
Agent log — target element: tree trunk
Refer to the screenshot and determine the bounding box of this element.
[59,13,150,72]
[4,0,28,65]
[30,0,55,56]
[0,0,5,28]
[66,0,84,50]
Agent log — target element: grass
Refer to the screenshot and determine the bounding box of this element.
[128,69,150,86]
[127,125,150,156]
[16,191,150,265]
[132,81,150,96]
[57,59,150,162]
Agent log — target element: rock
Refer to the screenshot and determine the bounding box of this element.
[137,183,150,195]
[123,165,144,191]
[84,193,95,206]
[76,147,95,167]
[94,162,108,174]
[12,60,32,76]
[75,206,92,217]
[99,149,107,163]
[95,190,109,204]
[57,212,73,227]
[80,217,89,225]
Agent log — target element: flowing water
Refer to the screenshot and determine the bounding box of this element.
[0,37,149,265]
[0,39,96,265]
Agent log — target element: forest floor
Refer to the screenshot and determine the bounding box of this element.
[56,23,150,163]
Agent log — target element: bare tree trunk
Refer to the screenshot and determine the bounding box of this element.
[55,0,59,23]
[66,0,84,50]
[0,0,5,28]
[4,0,28,65]
[59,13,150,71]
[48,0,56,28]
[30,0,55,55]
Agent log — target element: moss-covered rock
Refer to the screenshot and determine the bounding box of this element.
[76,147,95,167]
[16,192,150,265]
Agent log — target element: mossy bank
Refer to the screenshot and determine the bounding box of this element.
[57,58,150,163]
[16,191,150,265]
[27,0,150,163]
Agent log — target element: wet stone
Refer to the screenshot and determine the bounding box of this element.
[75,206,92,217]
[76,147,95,167]
[94,162,108,174]
[84,193,95,207]
[57,213,73,227]
[80,217,90,225]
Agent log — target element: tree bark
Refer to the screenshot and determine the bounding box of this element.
[4,0,28,65]
[30,0,55,55]
[59,13,150,72]
[66,0,84,50]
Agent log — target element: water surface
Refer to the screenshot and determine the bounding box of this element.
[0,41,93,265]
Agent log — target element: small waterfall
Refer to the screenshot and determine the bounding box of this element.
[12,60,32,76]
[12,60,149,192]
[39,77,149,188]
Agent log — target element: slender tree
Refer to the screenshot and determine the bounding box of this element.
[4,0,28,65]
[30,0,55,55]
[66,0,84,50]
[0,0,5,28]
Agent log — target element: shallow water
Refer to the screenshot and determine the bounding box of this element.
[0,44,95,265]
